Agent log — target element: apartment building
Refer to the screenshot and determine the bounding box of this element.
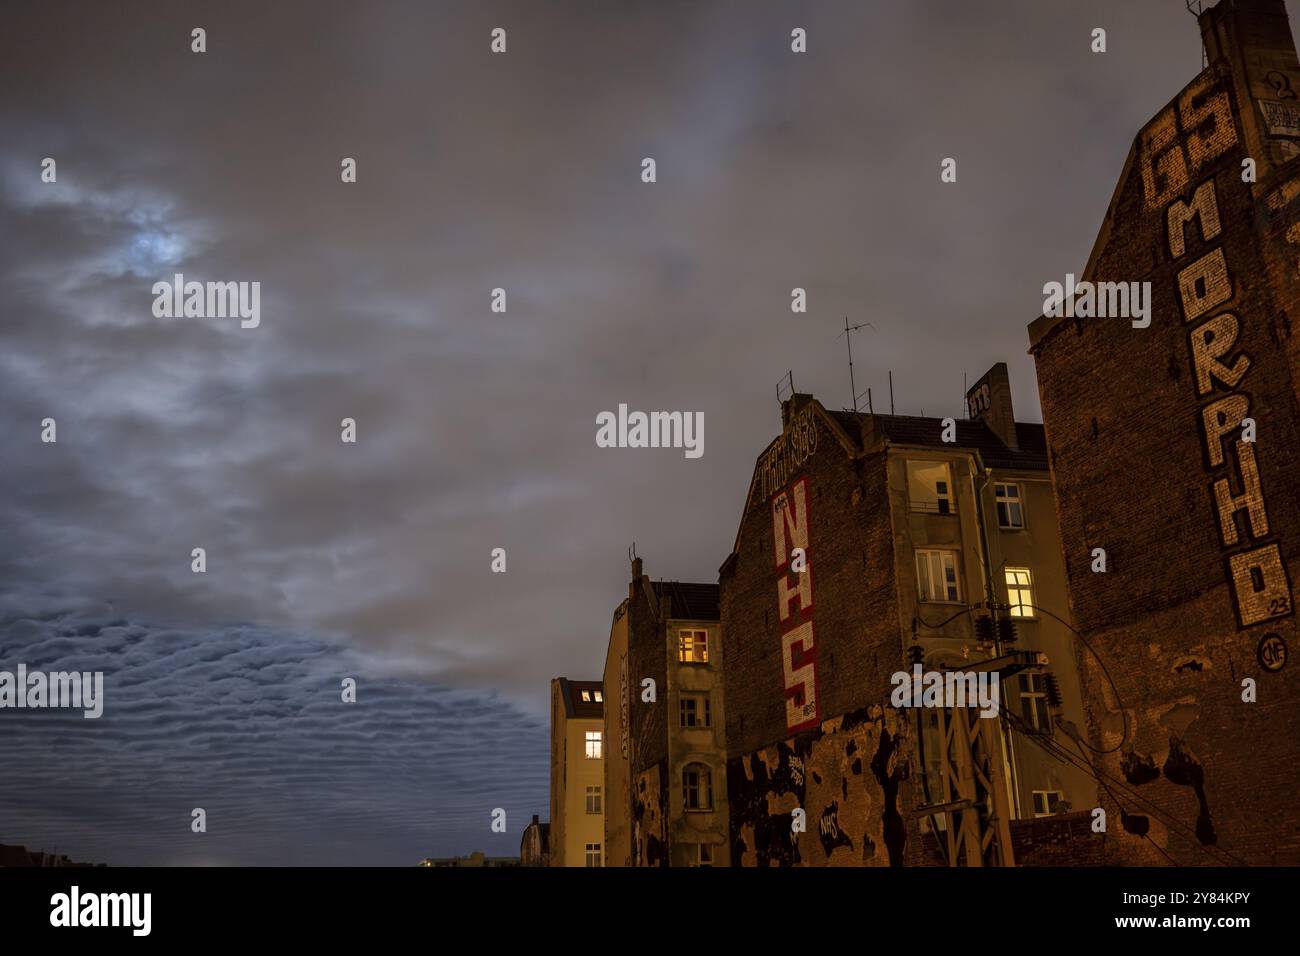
[603,559,729,866]
[549,677,605,866]
[718,364,1098,866]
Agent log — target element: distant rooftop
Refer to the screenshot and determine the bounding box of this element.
[651,580,720,621]
[827,411,1049,472]
[555,677,604,719]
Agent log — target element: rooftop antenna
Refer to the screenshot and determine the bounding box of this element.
[836,317,876,413]
[628,541,637,564]
[1186,1,1206,68]
[776,370,794,407]
[889,369,895,415]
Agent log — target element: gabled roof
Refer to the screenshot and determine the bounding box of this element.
[829,412,1049,472]
[650,581,720,621]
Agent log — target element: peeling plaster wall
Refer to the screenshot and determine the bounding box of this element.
[631,763,668,867]
[726,704,910,867]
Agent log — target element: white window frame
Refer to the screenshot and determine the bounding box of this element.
[682,764,713,811]
[1032,789,1064,818]
[585,730,603,759]
[995,482,1024,529]
[585,842,602,867]
[679,693,712,729]
[585,786,602,814]
[678,628,709,664]
[1005,567,1036,618]
[1020,674,1052,734]
[916,550,961,603]
[691,843,714,868]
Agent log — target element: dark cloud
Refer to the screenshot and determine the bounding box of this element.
[1,0,1292,863]
[0,608,545,866]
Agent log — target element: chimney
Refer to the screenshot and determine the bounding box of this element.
[1199,0,1300,178]
[966,363,1018,449]
[629,555,644,603]
[781,392,815,428]
[531,814,539,825]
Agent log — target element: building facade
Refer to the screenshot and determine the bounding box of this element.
[603,559,730,866]
[1029,0,1300,865]
[549,677,605,866]
[718,369,1098,866]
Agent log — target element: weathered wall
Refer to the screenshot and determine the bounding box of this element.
[720,405,917,865]
[727,703,909,866]
[631,763,668,867]
[1030,0,1300,865]
[665,619,731,866]
[602,605,632,867]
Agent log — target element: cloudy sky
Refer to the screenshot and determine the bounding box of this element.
[1,0,1286,865]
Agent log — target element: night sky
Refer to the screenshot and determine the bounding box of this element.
[2,1,1289,865]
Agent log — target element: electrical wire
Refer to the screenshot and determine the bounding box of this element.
[1018,600,1130,754]
[1002,709,1247,866]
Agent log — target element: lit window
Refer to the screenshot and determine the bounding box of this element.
[682,763,713,811]
[586,786,602,814]
[1020,674,1052,734]
[593,690,603,702]
[678,629,709,663]
[995,483,1024,528]
[580,690,591,702]
[916,550,961,603]
[692,843,714,868]
[585,730,603,759]
[585,843,602,867]
[1005,567,1035,618]
[1032,790,1065,817]
[679,694,712,728]
[907,460,955,515]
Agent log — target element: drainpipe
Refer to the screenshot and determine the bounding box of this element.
[964,452,1023,823]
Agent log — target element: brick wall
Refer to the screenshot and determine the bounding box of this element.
[720,405,918,865]
[1030,1,1300,865]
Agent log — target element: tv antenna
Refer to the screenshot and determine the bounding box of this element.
[836,317,876,413]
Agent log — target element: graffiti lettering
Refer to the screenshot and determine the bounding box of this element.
[1166,177,1293,627]
[772,477,819,732]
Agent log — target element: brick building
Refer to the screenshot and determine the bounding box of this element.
[717,369,1099,866]
[603,560,728,866]
[1028,0,1300,866]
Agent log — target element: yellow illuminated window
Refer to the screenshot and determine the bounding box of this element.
[585,730,602,759]
[1005,567,1035,617]
[678,629,709,663]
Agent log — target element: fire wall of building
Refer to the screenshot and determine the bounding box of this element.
[1031,4,1300,864]
[720,410,916,866]
[626,578,671,866]
[603,605,633,867]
